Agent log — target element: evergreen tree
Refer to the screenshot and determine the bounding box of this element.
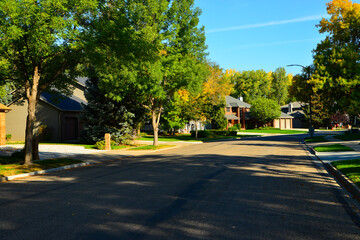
[82,77,134,144]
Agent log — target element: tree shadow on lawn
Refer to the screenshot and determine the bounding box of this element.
[0,147,359,239]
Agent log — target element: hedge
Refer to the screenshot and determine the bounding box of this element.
[191,130,237,138]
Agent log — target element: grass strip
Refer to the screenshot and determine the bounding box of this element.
[334,133,360,141]
[0,158,83,177]
[238,129,308,134]
[332,159,360,187]
[128,145,175,151]
[304,136,329,143]
[138,134,259,142]
[313,144,354,152]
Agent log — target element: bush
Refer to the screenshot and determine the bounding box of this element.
[94,140,117,150]
[190,130,238,138]
[5,134,12,141]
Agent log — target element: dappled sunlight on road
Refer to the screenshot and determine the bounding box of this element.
[0,135,359,239]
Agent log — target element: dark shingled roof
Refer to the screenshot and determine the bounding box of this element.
[225,96,251,108]
[40,92,86,111]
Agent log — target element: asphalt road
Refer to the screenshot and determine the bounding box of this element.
[1,134,360,240]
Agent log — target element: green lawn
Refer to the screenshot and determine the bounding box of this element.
[332,159,360,187]
[304,136,329,143]
[0,158,83,178]
[7,141,96,149]
[128,145,176,151]
[313,144,354,152]
[334,133,360,141]
[238,129,308,134]
[138,134,258,142]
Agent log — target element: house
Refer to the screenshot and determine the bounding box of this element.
[225,96,251,129]
[225,96,298,129]
[6,78,88,141]
[272,112,294,129]
[280,101,306,128]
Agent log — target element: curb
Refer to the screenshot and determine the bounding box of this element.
[303,141,360,202]
[0,161,93,182]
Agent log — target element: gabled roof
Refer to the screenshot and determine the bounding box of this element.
[225,96,251,108]
[279,112,294,119]
[281,101,305,109]
[40,92,86,112]
[225,114,240,120]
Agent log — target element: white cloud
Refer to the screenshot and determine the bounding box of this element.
[231,37,324,49]
[206,15,326,34]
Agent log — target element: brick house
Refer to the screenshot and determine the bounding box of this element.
[225,96,251,130]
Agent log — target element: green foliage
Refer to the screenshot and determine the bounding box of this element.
[94,140,117,150]
[82,77,134,144]
[311,0,360,120]
[5,134,11,141]
[250,98,281,124]
[87,0,208,146]
[190,130,237,138]
[270,67,292,105]
[228,124,241,131]
[231,70,271,103]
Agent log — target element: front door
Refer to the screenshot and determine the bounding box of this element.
[63,117,78,141]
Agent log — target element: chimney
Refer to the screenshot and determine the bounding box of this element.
[288,102,293,113]
[238,96,243,102]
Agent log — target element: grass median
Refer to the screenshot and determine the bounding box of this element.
[304,136,329,143]
[332,159,360,187]
[313,144,354,152]
[0,157,83,178]
[334,133,360,141]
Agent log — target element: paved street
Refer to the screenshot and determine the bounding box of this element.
[0,134,360,240]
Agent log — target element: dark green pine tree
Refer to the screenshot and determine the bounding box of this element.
[81,77,134,143]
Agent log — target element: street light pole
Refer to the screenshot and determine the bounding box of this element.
[287,64,314,137]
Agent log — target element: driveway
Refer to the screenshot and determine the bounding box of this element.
[0,134,359,239]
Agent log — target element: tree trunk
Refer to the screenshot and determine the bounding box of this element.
[195,120,198,139]
[32,137,40,161]
[24,67,40,166]
[151,104,162,146]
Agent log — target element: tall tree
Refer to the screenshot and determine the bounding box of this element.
[230,69,271,103]
[312,0,360,121]
[250,98,281,126]
[82,76,134,144]
[270,67,292,105]
[95,0,208,146]
[0,0,97,165]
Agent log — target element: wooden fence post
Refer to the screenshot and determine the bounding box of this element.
[105,133,111,150]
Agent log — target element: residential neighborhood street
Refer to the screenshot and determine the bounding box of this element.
[1,135,360,240]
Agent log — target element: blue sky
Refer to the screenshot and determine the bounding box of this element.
[194,0,333,75]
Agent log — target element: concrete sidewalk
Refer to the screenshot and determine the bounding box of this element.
[305,134,360,163]
[304,133,360,202]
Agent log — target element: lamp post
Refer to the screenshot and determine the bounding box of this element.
[287,64,314,137]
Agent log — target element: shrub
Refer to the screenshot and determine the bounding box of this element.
[191,130,237,138]
[5,134,12,141]
[94,140,117,150]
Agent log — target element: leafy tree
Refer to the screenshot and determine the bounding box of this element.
[230,69,271,103]
[250,98,281,125]
[95,0,208,146]
[81,76,133,144]
[270,67,292,105]
[0,0,97,165]
[312,0,360,123]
